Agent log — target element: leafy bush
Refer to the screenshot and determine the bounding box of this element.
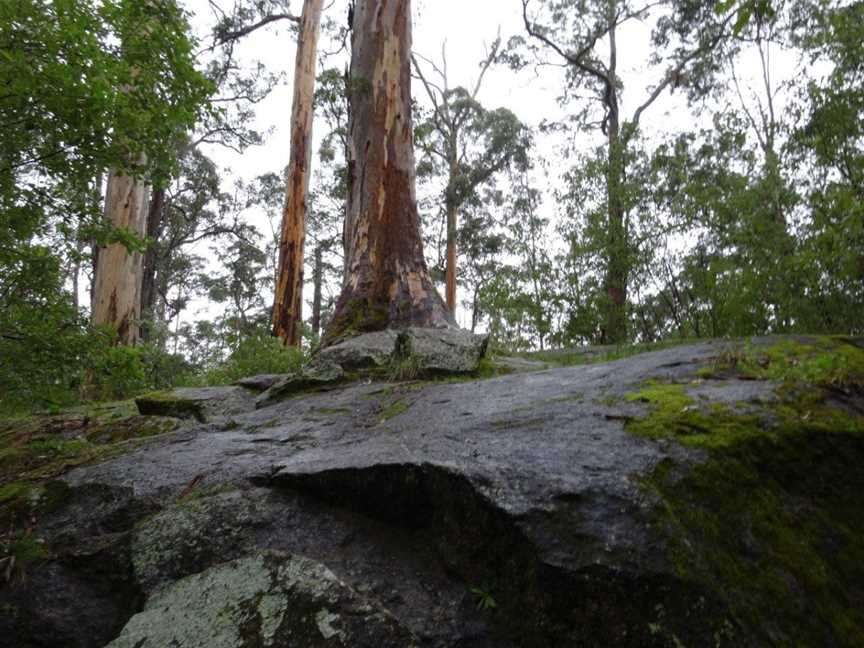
[0,301,102,414]
[0,305,195,414]
[180,333,304,387]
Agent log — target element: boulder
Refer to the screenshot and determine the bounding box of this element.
[252,328,490,407]
[313,330,399,370]
[394,327,489,374]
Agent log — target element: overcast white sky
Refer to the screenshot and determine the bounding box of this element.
[173,0,800,332]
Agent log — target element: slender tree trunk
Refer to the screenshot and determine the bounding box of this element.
[471,283,481,333]
[445,149,459,314]
[603,121,628,344]
[92,164,150,346]
[89,172,104,315]
[602,15,628,345]
[140,186,166,342]
[273,0,325,347]
[445,202,458,313]
[71,235,84,311]
[311,243,323,340]
[322,0,452,346]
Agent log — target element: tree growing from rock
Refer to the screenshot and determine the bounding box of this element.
[321,0,452,346]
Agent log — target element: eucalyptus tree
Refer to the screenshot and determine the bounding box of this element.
[0,0,209,333]
[321,0,452,345]
[272,0,326,347]
[412,40,531,313]
[518,0,736,343]
[0,0,210,406]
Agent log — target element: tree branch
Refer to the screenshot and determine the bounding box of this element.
[630,12,734,131]
[216,12,300,45]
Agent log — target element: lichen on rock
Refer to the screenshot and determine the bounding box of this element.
[108,550,417,648]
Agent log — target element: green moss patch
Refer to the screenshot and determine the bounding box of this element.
[626,337,864,644]
[643,430,864,646]
[1,532,50,583]
[705,336,864,390]
[625,383,772,450]
[0,402,184,525]
[378,400,410,424]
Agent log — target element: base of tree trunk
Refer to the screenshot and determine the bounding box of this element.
[321,287,454,349]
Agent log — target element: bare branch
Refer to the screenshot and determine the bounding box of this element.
[216,12,300,45]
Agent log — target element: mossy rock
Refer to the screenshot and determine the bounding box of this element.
[623,336,864,645]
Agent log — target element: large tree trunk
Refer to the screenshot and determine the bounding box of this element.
[272,0,325,347]
[92,165,150,346]
[140,186,166,342]
[322,0,452,346]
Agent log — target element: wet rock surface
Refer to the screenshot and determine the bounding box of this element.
[3,336,863,647]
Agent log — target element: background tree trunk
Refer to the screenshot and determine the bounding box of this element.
[91,164,149,346]
[140,186,166,342]
[311,243,323,340]
[322,0,452,345]
[601,16,628,345]
[272,0,325,347]
[445,192,458,313]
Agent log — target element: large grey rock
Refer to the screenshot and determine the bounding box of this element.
[394,328,489,374]
[11,336,862,647]
[131,489,267,593]
[314,330,399,370]
[252,328,488,407]
[107,551,417,648]
[136,386,256,422]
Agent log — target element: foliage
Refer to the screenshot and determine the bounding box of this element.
[470,584,498,611]
[0,0,212,279]
[180,331,304,387]
[0,316,194,416]
[0,0,212,413]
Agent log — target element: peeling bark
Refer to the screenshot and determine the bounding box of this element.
[92,164,149,346]
[273,0,325,347]
[322,0,452,346]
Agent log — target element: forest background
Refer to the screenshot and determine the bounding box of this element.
[1,0,861,414]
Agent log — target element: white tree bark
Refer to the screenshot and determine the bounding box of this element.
[92,163,149,346]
